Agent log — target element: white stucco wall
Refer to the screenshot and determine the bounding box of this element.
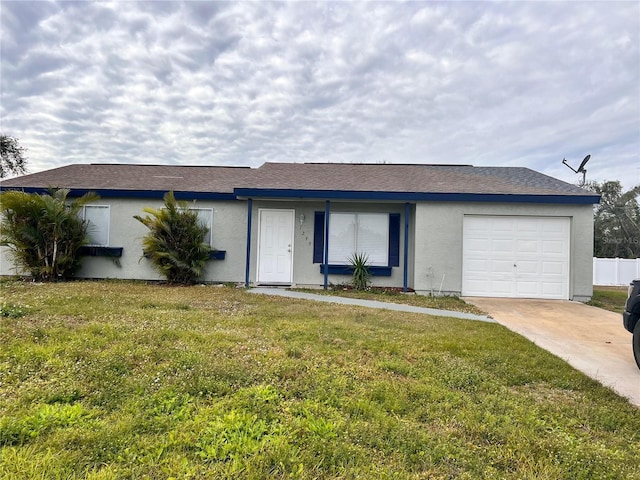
[1,196,594,300]
[0,197,248,283]
[247,200,410,288]
[412,202,594,301]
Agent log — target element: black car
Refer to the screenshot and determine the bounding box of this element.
[623,279,640,370]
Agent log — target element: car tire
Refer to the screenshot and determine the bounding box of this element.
[634,321,640,370]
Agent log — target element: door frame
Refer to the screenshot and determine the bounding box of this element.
[256,208,295,285]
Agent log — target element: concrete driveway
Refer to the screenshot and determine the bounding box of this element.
[466,298,640,407]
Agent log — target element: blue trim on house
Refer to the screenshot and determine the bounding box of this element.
[313,211,402,280]
[234,188,599,204]
[0,186,236,201]
[79,246,123,258]
[319,265,393,277]
[245,199,252,287]
[313,212,325,263]
[3,186,599,205]
[209,250,226,260]
[323,200,330,290]
[403,203,410,292]
[388,214,400,267]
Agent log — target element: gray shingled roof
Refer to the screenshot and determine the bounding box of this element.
[250,163,591,196]
[0,162,595,197]
[0,164,254,194]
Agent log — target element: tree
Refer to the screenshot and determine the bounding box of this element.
[134,191,211,285]
[0,189,99,280]
[0,135,28,178]
[587,181,640,258]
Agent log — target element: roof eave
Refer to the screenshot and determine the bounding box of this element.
[233,188,601,204]
[0,186,237,200]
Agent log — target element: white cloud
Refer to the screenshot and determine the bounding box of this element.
[1,0,638,188]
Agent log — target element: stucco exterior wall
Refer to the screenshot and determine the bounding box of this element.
[413,202,594,300]
[0,198,248,283]
[248,200,409,288]
[1,195,593,300]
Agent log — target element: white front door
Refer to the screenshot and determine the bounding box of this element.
[257,209,294,284]
[462,216,570,299]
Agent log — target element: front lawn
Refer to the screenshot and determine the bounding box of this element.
[588,285,630,314]
[1,280,639,479]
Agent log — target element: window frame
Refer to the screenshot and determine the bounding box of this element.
[82,205,111,247]
[188,207,214,247]
[327,212,390,267]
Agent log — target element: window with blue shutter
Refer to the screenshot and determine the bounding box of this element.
[313,211,400,276]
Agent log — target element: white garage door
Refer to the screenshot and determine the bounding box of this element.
[462,216,570,299]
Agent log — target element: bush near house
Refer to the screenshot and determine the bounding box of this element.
[134,191,211,285]
[348,252,371,290]
[0,189,99,281]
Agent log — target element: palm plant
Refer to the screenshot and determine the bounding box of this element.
[348,252,371,291]
[134,192,211,285]
[0,189,99,280]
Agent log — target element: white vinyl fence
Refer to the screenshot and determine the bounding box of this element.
[593,258,640,286]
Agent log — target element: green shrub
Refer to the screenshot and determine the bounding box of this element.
[134,192,211,285]
[348,252,371,291]
[0,189,98,281]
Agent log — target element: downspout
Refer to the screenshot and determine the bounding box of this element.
[323,200,330,289]
[403,202,410,292]
[245,198,252,287]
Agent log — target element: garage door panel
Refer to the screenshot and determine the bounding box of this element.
[465,279,490,295]
[492,260,514,274]
[542,261,565,275]
[516,281,539,296]
[543,221,566,233]
[491,239,514,253]
[463,216,570,299]
[542,282,566,298]
[466,258,489,273]
[517,260,539,274]
[493,219,515,233]
[490,280,514,296]
[542,240,566,255]
[517,220,538,233]
[516,239,539,255]
[466,237,490,253]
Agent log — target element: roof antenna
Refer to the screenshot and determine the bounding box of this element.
[562,154,590,186]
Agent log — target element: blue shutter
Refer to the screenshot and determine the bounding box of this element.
[388,213,400,267]
[313,211,325,263]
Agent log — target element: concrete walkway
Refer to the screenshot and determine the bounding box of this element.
[248,287,494,322]
[467,297,640,407]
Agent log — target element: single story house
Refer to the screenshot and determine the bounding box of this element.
[0,162,600,300]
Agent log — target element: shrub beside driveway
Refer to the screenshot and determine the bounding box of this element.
[1,280,639,479]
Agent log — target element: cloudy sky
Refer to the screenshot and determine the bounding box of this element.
[1,1,639,188]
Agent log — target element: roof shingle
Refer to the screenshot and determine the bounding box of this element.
[0,162,595,198]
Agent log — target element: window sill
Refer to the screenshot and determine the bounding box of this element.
[79,246,123,258]
[319,264,392,276]
[209,250,226,260]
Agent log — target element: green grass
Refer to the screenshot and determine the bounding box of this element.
[1,280,639,479]
[293,286,486,316]
[588,286,630,314]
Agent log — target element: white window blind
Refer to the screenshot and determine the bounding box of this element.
[84,206,110,246]
[356,213,388,265]
[328,213,357,264]
[328,213,388,266]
